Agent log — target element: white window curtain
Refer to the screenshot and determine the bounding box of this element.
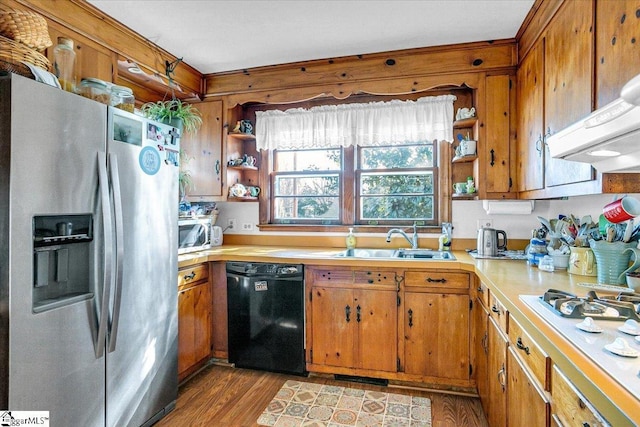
[255,94,456,151]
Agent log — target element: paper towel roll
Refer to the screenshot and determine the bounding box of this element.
[482,200,535,215]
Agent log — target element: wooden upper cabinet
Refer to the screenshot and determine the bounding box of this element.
[182,100,224,201]
[517,42,544,192]
[482,74,514,196]
[46,23,114,84]
[543,0,594,187]
[596,0,640,108]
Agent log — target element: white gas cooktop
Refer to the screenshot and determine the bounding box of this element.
[520,295,640,401]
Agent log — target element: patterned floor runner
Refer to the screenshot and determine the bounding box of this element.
[257,379,432,427]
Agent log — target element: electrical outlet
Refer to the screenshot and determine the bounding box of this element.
[477,219,493,229]
[227,218,236,229]
[242,223,253,231]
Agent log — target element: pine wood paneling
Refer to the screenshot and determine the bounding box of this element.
[206,41,516,100]
[14,0,202,97]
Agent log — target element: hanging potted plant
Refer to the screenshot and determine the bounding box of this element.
[140,98,203,135]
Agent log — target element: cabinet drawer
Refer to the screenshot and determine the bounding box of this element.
[308,267,398,288]
[509,316,550,391]
[353,270,398,287]
[551,365,609,427]
[178,263,209,289]
[404,271,469,289]
[488,292,508,334]
[476,281,490,308]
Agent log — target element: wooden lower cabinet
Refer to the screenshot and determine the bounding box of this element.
[507,347,550,426]
[310,286,397,372]
[487,315,508,427]
[403,291,470,380]
[306,266,474,389]
[178,264,212,381]
[475,298,490,416]
[551,366,609,427]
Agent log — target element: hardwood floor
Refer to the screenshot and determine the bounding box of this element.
[157,364,489,427]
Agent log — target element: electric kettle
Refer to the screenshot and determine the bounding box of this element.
[477,227,508,256]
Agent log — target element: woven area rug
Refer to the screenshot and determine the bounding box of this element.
[257,379,432,427]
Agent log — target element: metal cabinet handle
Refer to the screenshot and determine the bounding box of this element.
[490,149,495,166]
[356,305,361,323]
[408,309,413,328]
[183,271,196,281]
[477,286,484,293]
[498,364,506,390]
[426,277,447,283]
[535,134,543,157]
[491,305,501,314]
[215,159,221,176]
[516,337,530,355]
[345,305,351,322]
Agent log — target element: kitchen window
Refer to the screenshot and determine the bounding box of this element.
[256,95,454,228]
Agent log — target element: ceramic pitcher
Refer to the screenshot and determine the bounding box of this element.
[589,240,638,285]
[568,246,597,277]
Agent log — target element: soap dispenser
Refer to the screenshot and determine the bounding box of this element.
[346,227,357,249]
[439,222,452,251]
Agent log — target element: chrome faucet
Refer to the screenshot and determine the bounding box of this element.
[386,222,418,249]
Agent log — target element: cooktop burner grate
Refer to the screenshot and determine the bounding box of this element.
[541,289,640,321]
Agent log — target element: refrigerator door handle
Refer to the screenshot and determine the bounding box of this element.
[96,152,113,358]
[107,153,124,353]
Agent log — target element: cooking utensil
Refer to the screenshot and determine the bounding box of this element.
[537,216,552,233]
[623,219,634,242]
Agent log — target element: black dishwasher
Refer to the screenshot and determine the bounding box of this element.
[226,262,306,375]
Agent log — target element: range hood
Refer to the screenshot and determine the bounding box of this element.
[547,73,640,173]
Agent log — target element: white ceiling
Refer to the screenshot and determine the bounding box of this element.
[88,0,535,75]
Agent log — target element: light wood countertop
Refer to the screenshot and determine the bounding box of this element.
[179,245,638,426]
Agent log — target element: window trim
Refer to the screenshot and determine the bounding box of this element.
[258,141,450,231]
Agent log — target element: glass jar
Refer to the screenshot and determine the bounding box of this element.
[527,238,548,266]
[78,78,111,105]
[110,85,135,112]
[53,37,76,92]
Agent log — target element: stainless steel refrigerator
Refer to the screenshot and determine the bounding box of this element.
[0,74,179,427]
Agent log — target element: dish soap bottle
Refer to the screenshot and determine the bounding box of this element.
[346,227,357,249]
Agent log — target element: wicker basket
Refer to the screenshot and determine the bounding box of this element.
[0,7,52,51]
[0,35,50,71]
[0,58,33,78]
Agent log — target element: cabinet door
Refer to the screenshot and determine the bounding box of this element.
[488,316,508,427]
[47,24,114,83]
[193,281,212,364]
[544,0,594,187]
[310,287,356,368]
[596,0,640,108]
[178,286,196,376]
[404,292,470,380]
[507,347,549,427]
[355,289,397,372]
[483,74,512,195]
[475,299,490,416]
[182,100,224,200]
[517,42,545,192]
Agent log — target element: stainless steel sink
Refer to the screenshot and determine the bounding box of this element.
[394,249,456,260]
[334,248,398,258]
[333,248,455,260]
